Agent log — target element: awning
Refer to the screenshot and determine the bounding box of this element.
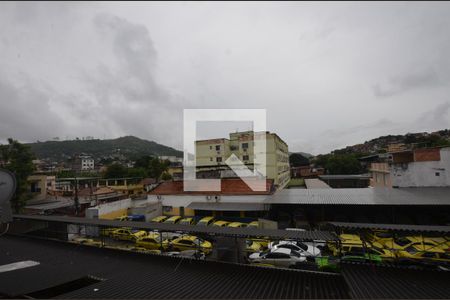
[187,202,267,211]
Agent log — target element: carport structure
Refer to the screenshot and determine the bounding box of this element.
[11,214,337,264]
[328,222,450,266]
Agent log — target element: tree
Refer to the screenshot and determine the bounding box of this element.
[134,155,170,181]
[127,167,148,178]
[0,138,35,213]
[313,153,364,175]
[103,163,128,178]
[161,172,173,181]
[289,153,310,167]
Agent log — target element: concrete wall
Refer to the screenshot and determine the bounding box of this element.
[392,148,450,187]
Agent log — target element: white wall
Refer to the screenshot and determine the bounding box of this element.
[391,148,450,187]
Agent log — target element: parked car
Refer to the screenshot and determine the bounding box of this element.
[247,221,259,228]
[212,220,230,227]
[73,238,102,247]
[136,233,169,250]
[246,240,263,253]
[151,216,168,223]
[228,222,247,228]
[197,216,214,226]
[127,214,145,222]
[249,248,306,268]
[114,215,128,221]
[269,240,321,257]
[179,217,194,225]
[166,250,206,259]
[164,216,182,224]
[110,228,147,242]
[169,235,213,254]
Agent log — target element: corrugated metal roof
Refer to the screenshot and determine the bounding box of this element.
[0,236,350,299]
[267,187,450,205]
[329,222,450,233]
[342,263,450,299]
[319,174,372,180]
[13,214,337,241]
[305,179,331,189]
[187,202,267,211]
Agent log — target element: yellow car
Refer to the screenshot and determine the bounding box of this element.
[397,244,446,259]
[164,216,182,224]
[114,215,128,221]
[212,220,230,227]
[228,222,247,228]
[245,240,263,253]
[367,230,393,244]
[136,233,169,250]
[381,236,444,252]
[250,238,270,248]
[179,217,194,225]
[248,221,259,228]
[170,235,213,254]
[197,216,214,226]
[151,216,168,223]
[72,238,102,247]
[368,241,396,260]
[110,228,147,242]
[101,227,118,237]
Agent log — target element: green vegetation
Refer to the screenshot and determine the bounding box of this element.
[313,153,366,175]
[289,153,310,167]
[101,156,170,180]
[27,136,182,161]
[288,178,305,187]
[0,139,35,213]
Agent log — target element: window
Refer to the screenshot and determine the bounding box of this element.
[210,146,212,150]
[210,157,213,161]
[179,240,193,245]
[243,155,249,161]
[216,157,222,163]
[242,143,248,149]
[215,145,221,151]
[435,172,440,176]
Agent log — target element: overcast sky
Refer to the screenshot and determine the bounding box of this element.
[1,2,450,154]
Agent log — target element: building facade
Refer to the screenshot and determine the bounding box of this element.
[369,147,450,188]
[195,131,290,189]
[72,155,95,172]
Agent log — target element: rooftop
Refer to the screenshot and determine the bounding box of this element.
[149,178,274,195]
[0,236,348,299]
[267,187,450,206]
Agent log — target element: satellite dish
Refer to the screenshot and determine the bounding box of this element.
[0,169,16,223]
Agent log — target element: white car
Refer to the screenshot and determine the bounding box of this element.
[268,240,322,257]
[165,250,205,259]
[248,248,306,268]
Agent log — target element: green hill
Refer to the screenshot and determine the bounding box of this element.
[27,136,182,161]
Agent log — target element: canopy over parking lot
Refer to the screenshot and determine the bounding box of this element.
[13,214,337,241]
[329,222,450,233]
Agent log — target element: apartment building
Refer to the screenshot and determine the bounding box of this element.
[195,131,290,189]
[369,147,450,187]
[72,154,95,172]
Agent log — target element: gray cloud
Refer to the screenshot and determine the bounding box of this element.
[373,68,441,98]
[1,2,450,154]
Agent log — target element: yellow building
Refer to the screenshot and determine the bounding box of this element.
[195,131,290,189]
[27,175,56,202]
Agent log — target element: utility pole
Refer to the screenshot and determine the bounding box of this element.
[74,177,79,215]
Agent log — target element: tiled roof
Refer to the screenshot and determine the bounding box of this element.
[149,178,274,195]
